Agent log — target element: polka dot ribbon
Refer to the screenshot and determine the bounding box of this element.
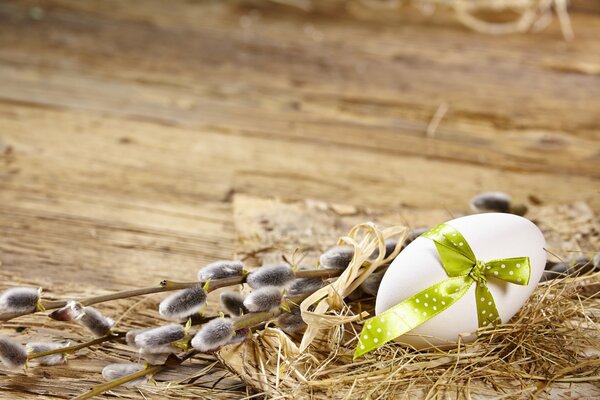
[354,223,530,359]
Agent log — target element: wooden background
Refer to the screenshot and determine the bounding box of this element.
[0,0,599,397]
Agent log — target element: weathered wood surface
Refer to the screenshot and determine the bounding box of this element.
[0,0,599,398]
[233,195,600,267]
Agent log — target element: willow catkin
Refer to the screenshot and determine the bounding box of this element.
[191,318,234,352]
[0,287,41,313]
[198,260,244,281]
[542,256,594,281]
[134,324,185,349]
[0,336,28,369]
[319,246,354,269]
[220,291,248,316]
[246,264,295,289]
[470,192,511,213]
[139,351,171,365]
[369,239,399,259]
[102,363,147,387]
[277,308,306,334]
[243,286,283,312]
[126,328,146,348]
[26,341,70,366]
[78,307,114,337]
[159,285,207,320]
[49,300,82,321]
[360,267,387,296]
[126,329,175,364]
[288,278,324,296]
[129,335,176,355]
[227,328,250,346]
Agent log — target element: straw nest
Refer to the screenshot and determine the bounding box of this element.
[211,224,599,399]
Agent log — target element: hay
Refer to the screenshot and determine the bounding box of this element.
[215,222,599,399]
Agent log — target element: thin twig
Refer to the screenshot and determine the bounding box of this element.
[75,349,200,399]
[26,292,308,361]
[0,267,345,322]
[27,332,126,360]
[73,364,161,400]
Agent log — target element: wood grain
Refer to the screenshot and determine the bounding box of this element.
[0,0,599,398]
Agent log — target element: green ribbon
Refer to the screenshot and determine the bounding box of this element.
[354,223,530,359]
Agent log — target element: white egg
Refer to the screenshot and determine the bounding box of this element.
[375,213,546,349]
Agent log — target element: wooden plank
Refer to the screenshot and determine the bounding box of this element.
[0,0,598,397]
[0,1,599,181]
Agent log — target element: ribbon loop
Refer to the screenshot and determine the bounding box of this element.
[483,257,531,286]
[354,223,531,359]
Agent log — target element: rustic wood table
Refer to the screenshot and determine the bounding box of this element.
[0,1,598,398]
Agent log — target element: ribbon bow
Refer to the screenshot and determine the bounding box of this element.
[354,223,530,359]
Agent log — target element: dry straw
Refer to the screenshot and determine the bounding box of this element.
[213,223,599,399]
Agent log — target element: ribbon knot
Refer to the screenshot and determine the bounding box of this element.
[469,260,487,285]
[354,223,531,359]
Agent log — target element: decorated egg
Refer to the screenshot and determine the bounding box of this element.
[374,213,546,350]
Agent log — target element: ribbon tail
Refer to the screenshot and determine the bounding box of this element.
[354,276,472,359]
[475,282,500,327]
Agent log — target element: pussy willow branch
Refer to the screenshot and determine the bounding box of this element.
[232,292,310,330]
[26,293,309,361]
[72,351,198,400]
[0,267,345,322]
[73,365,163,400]
[27,313,215,360]
[71,293,311,399]
[27,332,126,361]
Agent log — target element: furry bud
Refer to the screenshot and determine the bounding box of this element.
[360,268,387,296]
[369,239,399,260]
[126,328,145,348]
[139,351,171,365]
[198,260,244,281]
[565,256,594,276]
[134,324,185,349]
[277,308,306,334]
[26,341,70,366]
[0,336,28,369]
[243,286,283,312]
[78,307,114,337]
[0,287,41,313]
[246,264,295,289]
[49,301,82,321]
[287,278,324,296]
[470,192,511,213]
[191,318,234,352]
[542,256,594,281]
[319,246,354,269]
[126,329,177,362]
[102,363,147,386]
[159,286,207,320]
[220,291,248,316]
[227,328,250,346]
